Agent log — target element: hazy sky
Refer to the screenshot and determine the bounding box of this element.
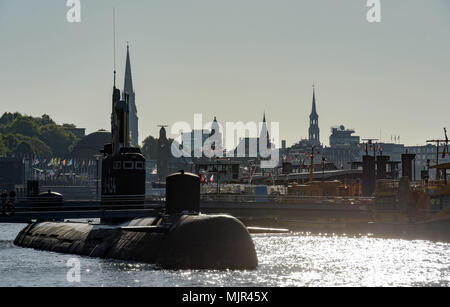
[0,0,449,147]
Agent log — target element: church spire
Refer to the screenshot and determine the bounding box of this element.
[308,85,320,145]
[122,43,139,147]
[310,85,318,118]
[124,43,133,95]
[260,112,270,149]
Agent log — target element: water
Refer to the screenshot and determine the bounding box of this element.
[1,223,449,287]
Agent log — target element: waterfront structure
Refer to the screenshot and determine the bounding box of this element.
[123,44,139,147]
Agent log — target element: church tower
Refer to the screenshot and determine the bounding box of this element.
[123,44,139,147]
[308,86,320,146]
[210,116,223,156]
[260,113,270,149]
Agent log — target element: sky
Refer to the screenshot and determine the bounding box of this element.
[0,0,449,147]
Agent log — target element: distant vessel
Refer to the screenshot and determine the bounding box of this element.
[198,146,450,242]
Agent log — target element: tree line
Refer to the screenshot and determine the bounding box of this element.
[0,111,177,162]
[0,112,79,158]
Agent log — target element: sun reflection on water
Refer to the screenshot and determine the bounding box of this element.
[1,222,449,287]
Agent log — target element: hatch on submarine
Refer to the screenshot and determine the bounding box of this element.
[13,54,258,270]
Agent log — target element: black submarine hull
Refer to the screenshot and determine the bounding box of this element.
[14,214,258,270]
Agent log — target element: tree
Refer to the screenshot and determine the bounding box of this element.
[7,117,40,137]
[0,135,8,156]
[2,134,21,152]
[36,114,55,126]
[142,135,174,160]
[0,112,79,158]
[141,136,158,160]
[0,112,21,127]
[29,137,52,158]
[39,124,77,157]
[0,133,52,158]
[14,141,34,158]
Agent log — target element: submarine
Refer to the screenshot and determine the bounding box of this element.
[14,63,258,270]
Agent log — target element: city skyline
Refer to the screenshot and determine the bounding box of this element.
[1,0,449,147]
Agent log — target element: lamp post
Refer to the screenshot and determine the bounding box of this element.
[94,154,102,200]
[322,157,326,181]
[216,157,220,194]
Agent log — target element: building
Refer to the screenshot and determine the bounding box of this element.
[282,88,323,169]
[229,114,274,160]
[70,130,112,160]
[181,129,211,158]
[322,125,361,169]
[308,86,320,146]
[406,144,450,180]
[63,127,86,139]
[123,44,139,147]
[0,157,24,190]
[377,143,404,163]
[329,125,360,147]
[179,117,226,159]
[209,116,224,157]
[157,126,170,180]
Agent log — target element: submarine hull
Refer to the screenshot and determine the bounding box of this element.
[14,214,258,270]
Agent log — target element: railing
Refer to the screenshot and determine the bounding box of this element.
[0,200,163,223]
[200,193,374,205]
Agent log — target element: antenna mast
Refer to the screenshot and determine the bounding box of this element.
[113,8,117,87]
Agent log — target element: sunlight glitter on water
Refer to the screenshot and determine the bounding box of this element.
[0,223,449,287]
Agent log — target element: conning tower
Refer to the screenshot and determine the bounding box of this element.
[101,53,145,221]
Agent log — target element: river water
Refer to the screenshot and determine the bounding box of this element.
[0,223,449,287]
